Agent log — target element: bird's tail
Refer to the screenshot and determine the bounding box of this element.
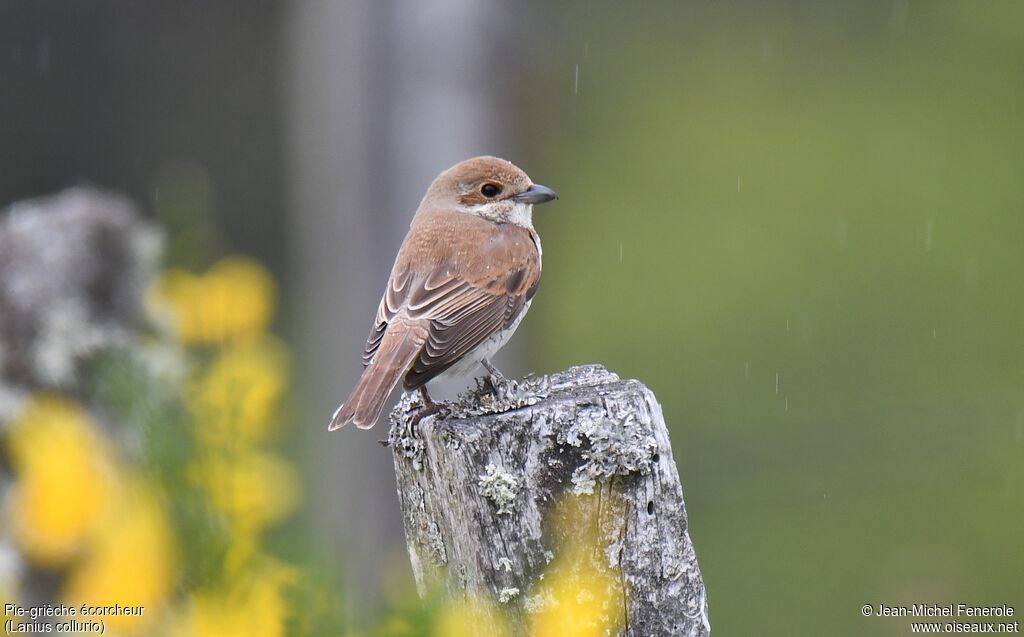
[328,325,426,431]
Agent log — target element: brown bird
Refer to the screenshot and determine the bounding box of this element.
[328,156,558,430]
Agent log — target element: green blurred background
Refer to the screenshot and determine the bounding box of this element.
[528,2,1024,634]
[2,1,1022,635]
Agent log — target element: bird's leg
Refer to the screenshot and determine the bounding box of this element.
[481,358,505,381]
[481,358,508,395]
[418,386,439,411]
[408,385,441,436]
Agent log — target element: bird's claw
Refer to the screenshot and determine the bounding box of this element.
[483,373,520,403]
[407,399,442,437]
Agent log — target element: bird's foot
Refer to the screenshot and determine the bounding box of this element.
[405,386,444,438]
[387,387,445,457]
[408,401,441,438]
[481,359,510,397]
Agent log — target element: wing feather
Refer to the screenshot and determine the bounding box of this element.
[358,216,540,386]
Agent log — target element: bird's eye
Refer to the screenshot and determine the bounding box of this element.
[481,183,502,198]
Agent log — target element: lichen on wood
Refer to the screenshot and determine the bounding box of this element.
[478,464,520,515]
[388,365,710,636]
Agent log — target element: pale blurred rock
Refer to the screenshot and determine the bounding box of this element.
[0,188,161,414]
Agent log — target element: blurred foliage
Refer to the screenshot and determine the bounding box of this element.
[0,242,343,635]
[529,1,1024,634]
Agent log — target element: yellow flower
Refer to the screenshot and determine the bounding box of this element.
[434,598,510,637]
[192,448,301,532]
[4,396,114,566]
[149,257,276,346]
[528,559,621,637]
[64,480,176,634]
[174,559,297,637]
[529,496,624,637]
[185,334,289,445]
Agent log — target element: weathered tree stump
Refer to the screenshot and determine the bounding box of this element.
[389,365,710,636]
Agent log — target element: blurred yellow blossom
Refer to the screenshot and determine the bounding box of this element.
[191,448,301,532]
[221,529,262,579]
[64,480,176,634]
[529,496,623,637]
[2,214,305,637]
[185,334,289,444]
[528,555,621,637]
[4,396,115,566]
[149,256,276,346]
[173,559,297,637]
[434,598,510,637]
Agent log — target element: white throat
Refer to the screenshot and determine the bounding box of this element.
[461,201,535,229]
[505,201,534,228]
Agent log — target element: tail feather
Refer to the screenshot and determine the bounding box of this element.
[328,325,425,431]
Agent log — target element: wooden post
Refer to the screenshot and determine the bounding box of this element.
[389,365,710,636]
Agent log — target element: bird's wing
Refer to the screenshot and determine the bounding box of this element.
[360,221,540,388]
[361,267,411,367]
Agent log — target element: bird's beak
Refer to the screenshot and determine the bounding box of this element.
[513,183,558,205]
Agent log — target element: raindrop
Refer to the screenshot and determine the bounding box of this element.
[774,372,779,395]
[785,395,789,412]
[889,0,911,34]
[759,36,774,64]
[618,242,623,263]
[573,64,579,95]
[744,361,749,378]
[785,319,790,332]
[736,176,741,192]
[964,255,978,287]
[35,36,51,72]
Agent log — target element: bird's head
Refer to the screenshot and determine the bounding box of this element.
[423,156,557,227]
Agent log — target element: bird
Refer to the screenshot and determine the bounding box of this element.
[328,156,558,430]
